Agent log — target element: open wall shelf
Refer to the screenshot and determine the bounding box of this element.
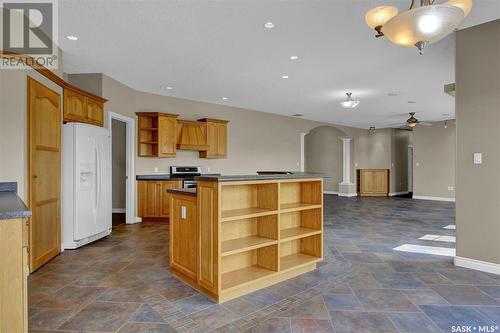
[220,183,278,221]
[280,181,322,212]
[280,234,322,271]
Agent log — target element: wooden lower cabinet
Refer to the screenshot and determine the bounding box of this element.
[170,193,198,280]
[137,180,182,219]
[357,169,389,196]
[0,218,29,333]
[170,178,324,303]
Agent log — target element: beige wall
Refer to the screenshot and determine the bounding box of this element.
[111,119,127,209]
[412,122,456,199]
[456,19,500,265]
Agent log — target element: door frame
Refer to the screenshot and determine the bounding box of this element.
[107,112,138,224]
[408,145,414,193]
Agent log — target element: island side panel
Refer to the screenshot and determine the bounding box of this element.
[197,181,219,294]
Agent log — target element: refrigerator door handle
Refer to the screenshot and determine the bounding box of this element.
[95,142,101,211]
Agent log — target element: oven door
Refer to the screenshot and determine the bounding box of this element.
[183,180,197,188]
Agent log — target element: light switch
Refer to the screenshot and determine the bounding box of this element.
[181,206,187,219]
[473,153,482,165]
[416,162,420,167]
[154,166,159,173]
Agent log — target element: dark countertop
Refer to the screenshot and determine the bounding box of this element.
[136,174,180,180]
[0,189,32,220]
[196,172,329,182]
[167,188,197,197]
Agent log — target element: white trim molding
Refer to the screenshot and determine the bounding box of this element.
[112,208,126,213]
[413,195,455,202]
[338,193,357,197]
[323,191,338,195]
[389,191,409,197]
[455,256,500,276]
[107,111,138,224]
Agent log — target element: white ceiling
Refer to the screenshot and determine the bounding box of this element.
[59,0,500,128]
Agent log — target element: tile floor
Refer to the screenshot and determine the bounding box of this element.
[28,195,500,333]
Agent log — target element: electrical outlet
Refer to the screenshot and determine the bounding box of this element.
[154,166,159,173]
[207,166,211,172]
[416,162,420,167]
[181,206,187,219]
[473,153,482,165]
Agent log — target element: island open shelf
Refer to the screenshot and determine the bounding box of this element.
[171,176,324,303]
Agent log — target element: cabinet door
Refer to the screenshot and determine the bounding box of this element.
[86,98,104,126]
[374,170,388,194]
[137,181,159,217]
[63,89,87,122]
[158,116,177,157]
[216,123,227,157]
[159,181,182,218]
[361,171,374,194]
[171,197,198,279]
[205,122,218,157]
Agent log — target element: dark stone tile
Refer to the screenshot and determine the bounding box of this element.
[279,296,330,319]
[59,301,140,331]
[35,286,105,309]
[387,312,441,333]
[342,252,383,264]
[475,306,500,324]
[354,289,419,312]
[329,310,398,333]
[246,318,291,333]
[372,272,428,290]
[402,290,448,305]
[174,294,215,315]
[130,304,165,323]
[28,309,75,330]
[437,269,499,285]
[431,285,499,305]
[241,289,285,307]
[160,283,198,302]
[290,319,334,333]
[222,298,261,317]
[477,286,500,299]
[420,305,494,332]
[117,322,177,333]
[188,305,238,331]
[323,294,362,311]
[96,287,144,303]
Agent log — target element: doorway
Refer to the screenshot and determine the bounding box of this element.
[408,145,414,197]
[111,119,126,226]
[107,112,137,224]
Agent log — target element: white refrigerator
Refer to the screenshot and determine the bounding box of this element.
[62,123,112,249]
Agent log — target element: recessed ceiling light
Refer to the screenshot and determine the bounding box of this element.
[407,101,417,104]
[222,97,228,100]
[166,86,173,90]
[387,92,398,97]
[442,113,450,116]
[66,35,78,41]
[290,55,299,60]
[281,75,289,79]
[264,22,275,29]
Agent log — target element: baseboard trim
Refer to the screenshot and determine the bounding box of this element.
[323,191,338,195]
[413,195,455,202]
[454,256,500,275]
[112,208,126,213]
[389,191,409,197]
[338,193,357,197]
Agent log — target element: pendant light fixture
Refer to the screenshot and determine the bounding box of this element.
[340,92,360,109]
[365,0,472,54]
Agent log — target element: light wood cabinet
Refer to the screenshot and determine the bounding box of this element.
[171,178,323,303]
[137,180,182,219]
[0,218,29,333]
[170,193,198,280]
[63,88,106,127]
[136,112,178,157]
[198,118,229,159]
[357,169,389,196]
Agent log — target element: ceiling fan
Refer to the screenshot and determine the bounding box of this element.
[389,112,433,129]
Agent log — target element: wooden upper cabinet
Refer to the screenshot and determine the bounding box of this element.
[63,88,106,127]
[136,112,178,158]
[198,118,229,159]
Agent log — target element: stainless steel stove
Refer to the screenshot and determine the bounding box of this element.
[170,166,202,188]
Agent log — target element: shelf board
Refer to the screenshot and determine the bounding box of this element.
[139,141,158,144]
[280,253,320,271]
[221,236,277,257]
[139,127,158,131]
[280,227,321,242]
[221,265,274,291]
[280,202,322,213]
[221,207,277,222]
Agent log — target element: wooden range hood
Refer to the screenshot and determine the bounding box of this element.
[176,120,209,151]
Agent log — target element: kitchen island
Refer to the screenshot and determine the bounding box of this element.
[168,173,325,303]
